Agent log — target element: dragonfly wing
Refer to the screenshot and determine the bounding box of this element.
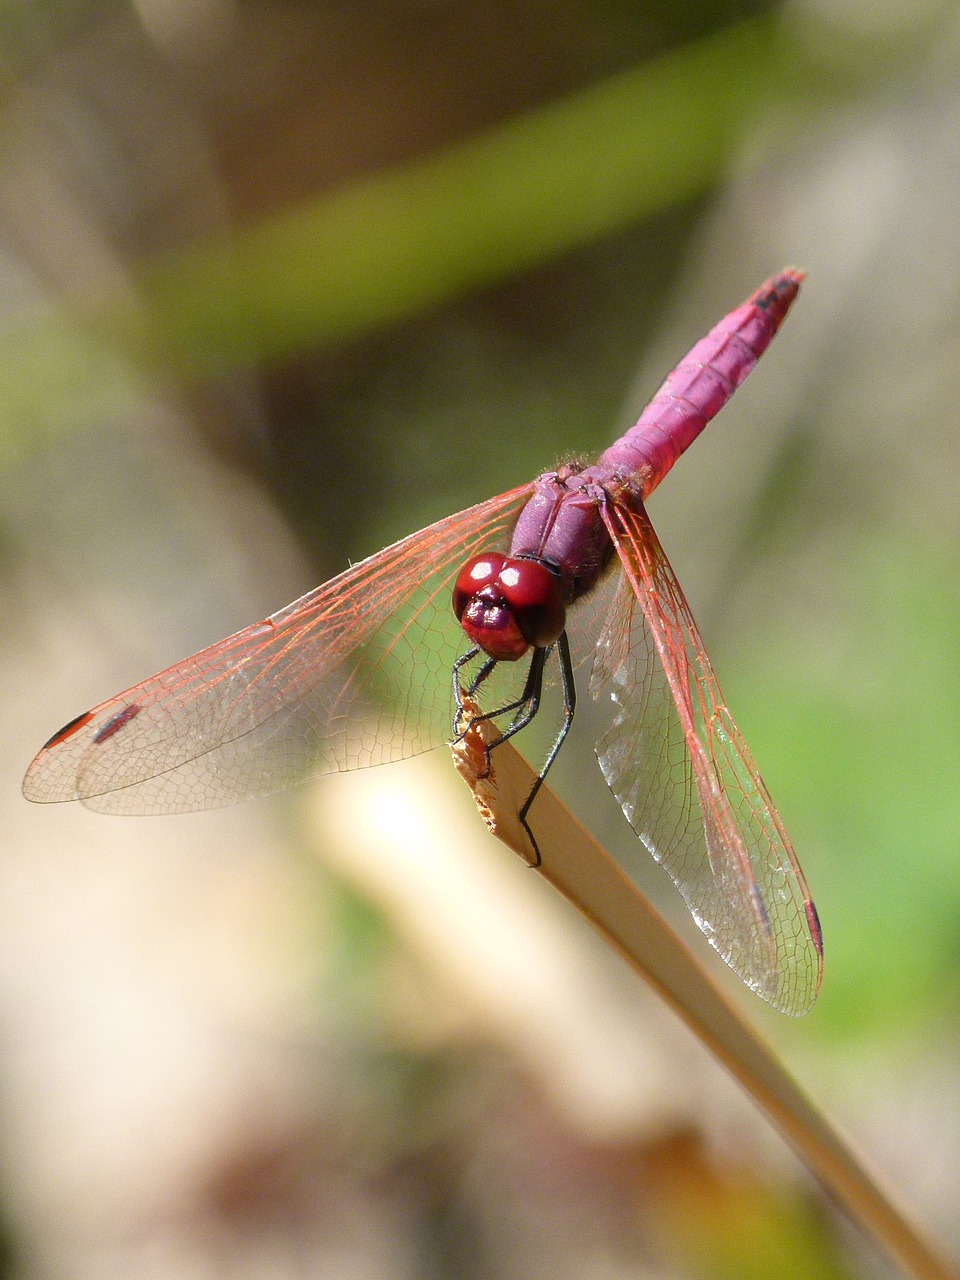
[24,485,534,813]
[592,495,823,1015]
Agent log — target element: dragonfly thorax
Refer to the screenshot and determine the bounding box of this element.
[453,552,566,661]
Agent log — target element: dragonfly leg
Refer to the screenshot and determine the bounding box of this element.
[469,646,547,740]
[466,656,499,699]
[454,645,543,731]
[454,647,516,738]
[452,637,576,865]
[453,647,507,759]
[453,645,502,700]
[453,646,481,721]
[517,631,576,867]
[452,646,548,779]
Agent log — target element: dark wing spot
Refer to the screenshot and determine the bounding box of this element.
[805,898,824,957]
[43,710,95,750]
[93,704,141,745]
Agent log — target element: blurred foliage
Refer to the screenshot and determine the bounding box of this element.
[133,14,798,369]
[638,1130,854,1280]
[0,9,865,453]
[0,14,791,452]
[741,530,960,1036]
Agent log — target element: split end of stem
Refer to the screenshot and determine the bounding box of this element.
[450,692,540,868]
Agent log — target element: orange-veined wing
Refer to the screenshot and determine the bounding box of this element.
[592,494,822,1015]
[23,484,534,814]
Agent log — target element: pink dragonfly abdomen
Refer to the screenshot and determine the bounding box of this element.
[599,268,804,498]
[507,270,804,604]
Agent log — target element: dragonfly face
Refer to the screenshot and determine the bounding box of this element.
[452,553,566,660]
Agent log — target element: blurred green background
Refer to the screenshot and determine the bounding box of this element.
[3,1,959,1276]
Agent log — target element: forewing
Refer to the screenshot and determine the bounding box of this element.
[593,496,822,1015]
[24,485,533,813]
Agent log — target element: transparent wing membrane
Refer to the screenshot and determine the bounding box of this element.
[24,486,533,813]
[593,496,822,1015]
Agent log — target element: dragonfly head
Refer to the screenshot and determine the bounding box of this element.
[453,553,565,661]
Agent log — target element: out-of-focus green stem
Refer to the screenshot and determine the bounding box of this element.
[137,14,794,370]
[2,13,809,451]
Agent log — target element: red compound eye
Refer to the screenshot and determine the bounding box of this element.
[498,558,565,648]
[452,553,507,622]
[453,553,565,660]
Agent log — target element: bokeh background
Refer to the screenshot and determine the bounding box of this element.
[3,1,960,1276]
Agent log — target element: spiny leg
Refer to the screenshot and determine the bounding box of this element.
[452,645,548,781]
[454,647,520,742]
[469,645,548,744]
[453,643,550,737]
[453,645,527,744]
[453,645,482,725]
[478,648,549,783]
[517,631,576,867]
[453,646,501,704]
[452,638,577,865]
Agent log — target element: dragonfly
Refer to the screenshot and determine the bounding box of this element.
[23,269,822,1015]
